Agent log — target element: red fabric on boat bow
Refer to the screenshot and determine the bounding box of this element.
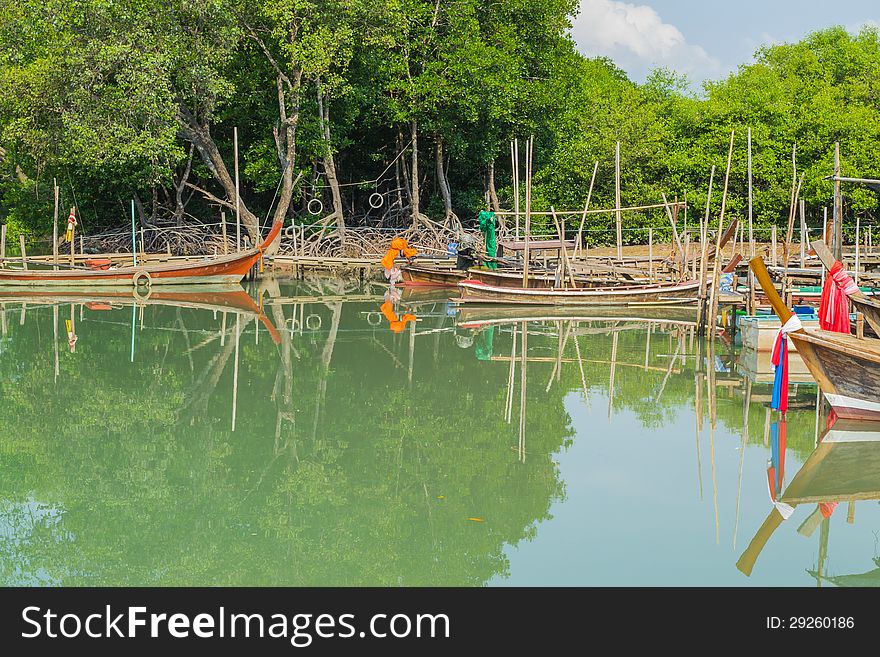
[818,261,858,332]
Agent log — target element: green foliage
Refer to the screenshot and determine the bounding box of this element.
[1,4,879,241]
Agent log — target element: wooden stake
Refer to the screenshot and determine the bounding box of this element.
[522,136,533,288]
[615,141,622,260]
[799,198,807,268]
[19,234,27,270]
[833,142,842,260]
[747,127,754,257]
[70,209,75,267]
[234,126,241,252]
[1,224,6,265]
[649,228,654,283]
[696,166,715,331]
[52,179,59,269]
[221,210,229,255]
[551,207,577,287]
[708,130,735,340]
[575,161,598,257]
[771,226,777,267]
[855,215,861,286]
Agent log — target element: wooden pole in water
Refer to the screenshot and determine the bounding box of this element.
[19,235,27,270]
[522,136,532,288]
[575,161,598,257]
[855,215,861,286]
[505,325,517,423]
[1,224,6,265]
[799,199,807,268]
[697,166,715,330]
[833,142,843,260]
[53,304,59,382]
[608,331,618,420]
[615,141,622,260]
[771,226,777,267]
[221,210,228,255]
[131,200,137,267]
[232,314,240,431]
[747,127,754,258]
[53,179,59,269]
[821,208,828,287]
[708,130,735,340]
[649,228,654,283]
[551,207,576,287]
[513,139,520,240]
[518,321,527,463]
[69,208,75,268]
[234,126,241,252]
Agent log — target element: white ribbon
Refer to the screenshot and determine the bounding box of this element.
[773,314,803,352]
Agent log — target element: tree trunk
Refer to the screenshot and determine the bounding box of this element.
[487,158,501,212]
[436,136,453,221]
[410,119,421,228]
[316,80,345,243]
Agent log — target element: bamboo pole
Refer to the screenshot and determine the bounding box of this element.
[748,127,754,257]
[575,161,598,257]
[615,142,622,259]
[608,331,618,420]
[69,209,75,268]
[513,139,520,239]
[771,226,777,267]
[53,179,59,269]
[232,314,240,431]
[696,166,715,331]
[234,126,241,252]
[551,207,577,288]
[1,224,6,265]
[221,210,229,255]
[833,142,842,260]
[707,130,735,340]
[19,235,27,270]
[821,208,827,288]
[522,136,532,288]
[799,198,807,268]
[649,228,654,282]
[518,321,527,463]
[855,215,861,286]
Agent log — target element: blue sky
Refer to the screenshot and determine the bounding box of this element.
[570,0,879,88]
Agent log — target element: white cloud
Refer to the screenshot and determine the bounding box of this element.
[571,0,724,85]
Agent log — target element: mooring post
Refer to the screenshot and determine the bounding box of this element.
[19,234,27,270]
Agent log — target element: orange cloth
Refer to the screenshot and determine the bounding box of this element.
[380,301,416,333]
[381,237,417,269]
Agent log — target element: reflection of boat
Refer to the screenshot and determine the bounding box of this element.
[751,255,880,420]
[737,416,880,577]
[0,286,282,344]
[456,304,698,329]
[736,345,815,385]
[400,264,467,287]
[0,221,282,287]
[457,278,701,306]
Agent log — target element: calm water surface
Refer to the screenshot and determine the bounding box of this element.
[1,278,877,586]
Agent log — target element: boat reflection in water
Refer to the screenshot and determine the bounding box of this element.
[737,413,880,585]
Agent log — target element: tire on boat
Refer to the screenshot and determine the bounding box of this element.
[132,270,152,288]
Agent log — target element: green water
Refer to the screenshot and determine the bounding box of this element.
[1,278,878,586]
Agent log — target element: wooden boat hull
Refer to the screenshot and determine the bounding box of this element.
[400,265,467,287]
[0,221,282,287]
[456,278,701,306]
[790,329,880,421]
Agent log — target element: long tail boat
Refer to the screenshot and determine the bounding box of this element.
[400,264,468,287]
[751,254,880,420]
[811,238,880,336]
[0,285,282,344]
[0,220,283,287]
[456,278,700,306]
[736,416,880,577]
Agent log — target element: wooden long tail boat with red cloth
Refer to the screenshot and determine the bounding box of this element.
[812,238,880,336]
[0,285,282,344]
[456,278,700,306]
[0,220,283,287]
[751,253,880,421]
